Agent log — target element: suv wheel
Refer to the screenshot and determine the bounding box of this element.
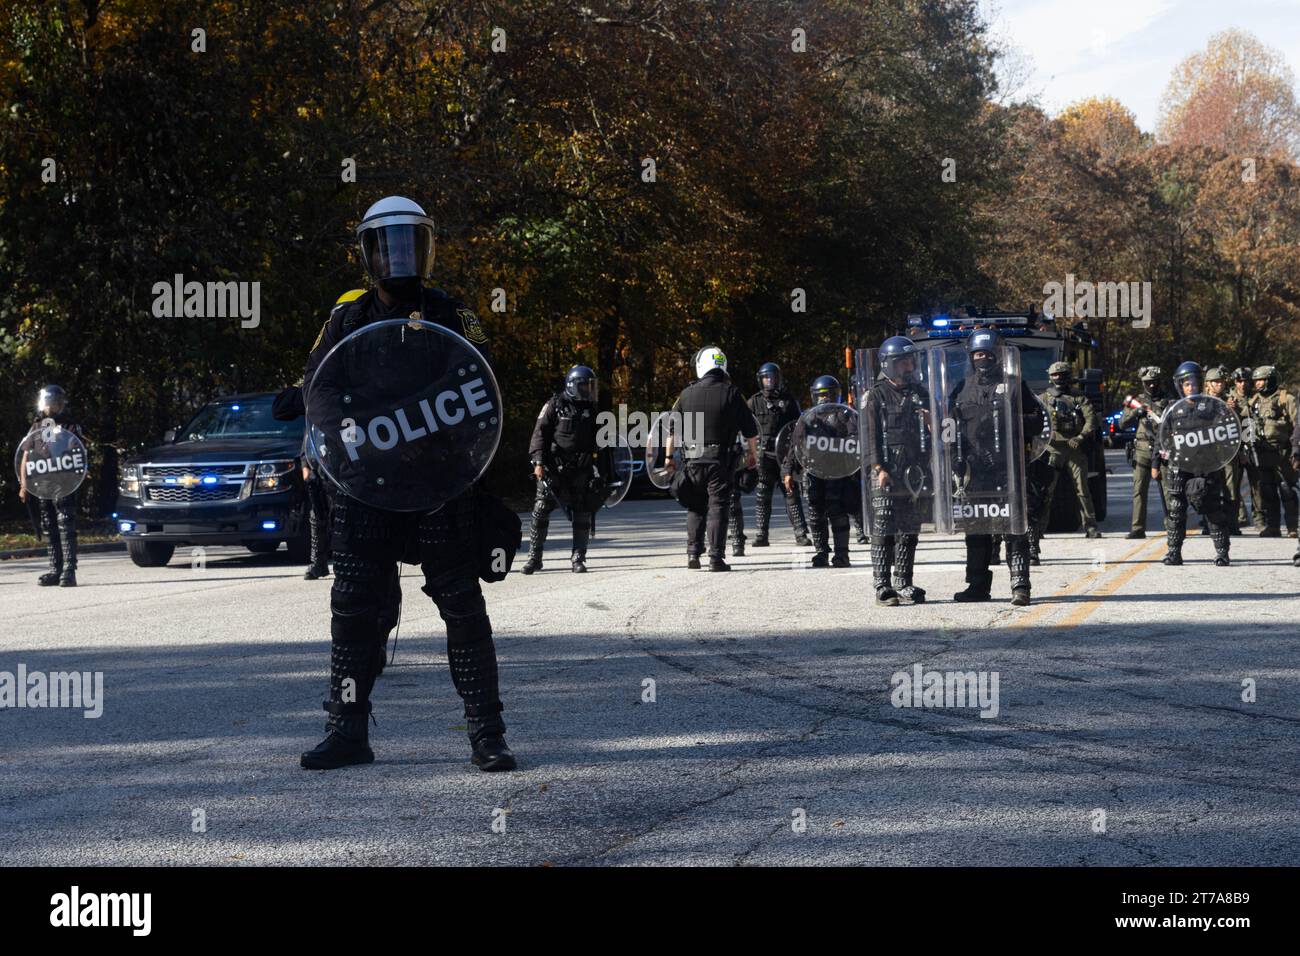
[127,540,175,567]
[244,540,281,555]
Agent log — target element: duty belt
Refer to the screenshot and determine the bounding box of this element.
[683,442,724,461]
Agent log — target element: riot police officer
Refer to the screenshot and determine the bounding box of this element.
[1247,365,1297,537]
[524,366,602,573]
[296,195,515,773]
[746,362,810,547]
[1157,362,1233,566]
[664,347,758,571]
[951,330,1047,606]
[1119,366,1169,538]
[18,385,83,587]
[862,337,929,604]
[1039,361,1101,538]
[785,375,859,568]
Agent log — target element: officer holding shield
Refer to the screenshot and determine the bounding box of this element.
[523,365,601,574]
[17,385,84,587]
[947,330,1047,606]
[785,375,859,568]
[1155,362,1234,566]
[861,338,930,605]
[747,363,810,547]
[297,196,515,773]
[663,347,758,571]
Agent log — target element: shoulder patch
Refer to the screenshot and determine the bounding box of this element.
[309,319,330,353]
[335,289,366,306]
[458,307,488,344]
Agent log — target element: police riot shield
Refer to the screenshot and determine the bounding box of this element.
[601,442,635,508]
[929,345,1029,536]
[792,403,860,480]
[853,349,937,536]
[304,318,502,512]
[14,422,88,501]
[1157,395,1241,475]
[773,420,794,470]
[644,411,682,490]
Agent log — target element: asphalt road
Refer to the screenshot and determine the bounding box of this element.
[2,450,1298,866]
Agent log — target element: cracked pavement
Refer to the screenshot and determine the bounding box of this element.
[2,450,1298,866]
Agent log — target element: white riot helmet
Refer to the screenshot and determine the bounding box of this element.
[694,346,727,379]
[355,196,436,285]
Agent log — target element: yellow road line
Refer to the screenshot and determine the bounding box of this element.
[1010,536,1157,629]
[1052,538,1167,629]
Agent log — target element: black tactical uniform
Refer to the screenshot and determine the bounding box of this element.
[746,378,808,546]
[524,386,601,573]
[787,376,858,569]
[1118,369,1169,538]
[669,364,758,570]
[298,279,513,772]
[863,371,929,603]
[951,335,1047,606]
[1159,363,1232,566]
[23,389,83,588]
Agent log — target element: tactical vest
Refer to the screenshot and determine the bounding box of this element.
[676,375,735,460]
[751,390,796,443]
[871,380,927,469]
[1131,392,1167,462]
[1252,389,1295,446]
[548,392,599,459]
[1042,386,1085,439]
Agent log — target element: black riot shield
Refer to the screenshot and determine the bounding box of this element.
[792,403,860,480]
[853,349,937,536]
[1157,395,1241,475]
[930,345,1029,536]
[304,318,502,512]
[14,422,88,501]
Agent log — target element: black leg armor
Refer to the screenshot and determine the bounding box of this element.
[38,500,62,585]
[1005,534,1031,593]
[1164,468,1186,562]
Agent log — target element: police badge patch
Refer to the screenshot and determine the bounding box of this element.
[458,308,488,344]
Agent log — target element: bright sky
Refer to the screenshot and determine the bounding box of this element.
[981,0,1300,132]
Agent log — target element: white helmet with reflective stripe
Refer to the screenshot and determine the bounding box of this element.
[355,196,436,282]
[694,346,727,379]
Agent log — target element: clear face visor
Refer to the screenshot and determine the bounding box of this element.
[760,371,781,391]
[359,224,435,282]
[1176,375,1202,397]
[882,354,917,382]
[566,378,598,403]
[812,388,840,405]
[37,389,66,416]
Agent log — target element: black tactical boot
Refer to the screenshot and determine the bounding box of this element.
[38,510,62,586]
[56,510,77,586]
[795,534,813,547]
[1028,530,1042,566]
[302,636,379,769]
[830,521,850,567]
[1007,538,1031,605]
[301,702,374,769]
[892,535,925,604]
[876,586,900,606]
[1260,527,1282,538]
[448,627,515,773]
[731,540,745,558]
[1210,523,1230,566]
[522,517,547,574]
[1125,529,1145,539]
[1163,518,1184,565]
[954,570,993,602]
[810,552,829,568]
[687,555,702,570]
[1085,526,1102,539]
[1293,549,1300,567]
[572,516,590,573]
[708,557,731,572]
[304,507,330,579]
[752,536,770,547]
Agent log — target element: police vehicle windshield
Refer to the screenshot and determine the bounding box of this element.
[180,397,304,442]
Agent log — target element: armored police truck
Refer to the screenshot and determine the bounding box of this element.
[901,307,1107,531]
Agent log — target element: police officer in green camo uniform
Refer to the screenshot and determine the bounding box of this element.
[1039,361,1101,538]
[1224,368,1251,533]
[1118,366,1169,539]
[1248,365,1298,537]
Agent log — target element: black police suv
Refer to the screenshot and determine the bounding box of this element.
[113,393,309,567]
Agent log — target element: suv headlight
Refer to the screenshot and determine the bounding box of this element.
[252,460,295,494]
[119,464,140,498]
